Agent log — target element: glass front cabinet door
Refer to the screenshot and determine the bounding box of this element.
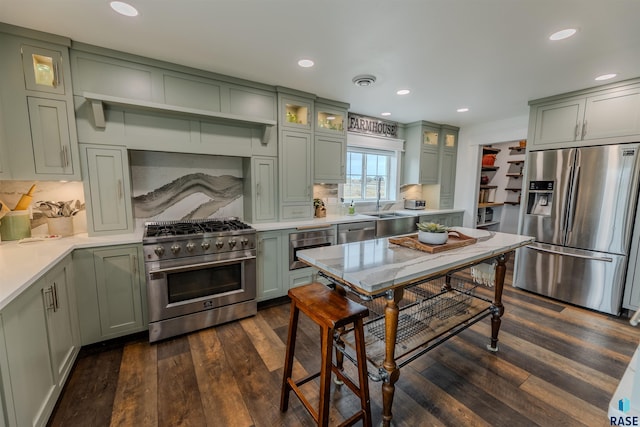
[316,107,345,135]
[280,96,312,130]
[21,44,65,95]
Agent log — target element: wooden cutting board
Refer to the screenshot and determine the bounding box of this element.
[388,230,477,254]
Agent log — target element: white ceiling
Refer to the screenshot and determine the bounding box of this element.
[2,0,640,128]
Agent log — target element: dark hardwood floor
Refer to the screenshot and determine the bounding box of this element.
[49,265,638,427]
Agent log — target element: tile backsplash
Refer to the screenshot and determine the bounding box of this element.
[313,183,426,214]
[0,180,87,235]
[129,151,244,227]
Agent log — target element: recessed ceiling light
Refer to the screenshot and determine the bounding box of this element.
[595,73,617,81]
[381,112,391,116]
[396,89,410,95]
[549,28,577,41]
[297,59,314,68]
[457,107,469,113]
[110,1,138,17]
[352,75,376,86]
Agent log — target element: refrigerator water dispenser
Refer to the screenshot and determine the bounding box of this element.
[526,181,554,216]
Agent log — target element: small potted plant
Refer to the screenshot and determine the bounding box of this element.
[416,222,449,245]
[313,198,326,218]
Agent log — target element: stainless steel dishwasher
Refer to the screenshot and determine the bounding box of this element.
[337,221,376,244]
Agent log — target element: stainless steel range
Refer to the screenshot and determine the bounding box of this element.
[143,217,257,342]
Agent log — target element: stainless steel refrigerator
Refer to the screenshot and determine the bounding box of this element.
[515,143,640,315]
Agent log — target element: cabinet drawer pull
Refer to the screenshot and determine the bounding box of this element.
[42,287,55,311]
[574,123,579,140]
[117,179,123,199]
[582,121,587,139]
[53,61,61,88]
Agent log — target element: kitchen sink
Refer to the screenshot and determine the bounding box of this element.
[365,212,418,238]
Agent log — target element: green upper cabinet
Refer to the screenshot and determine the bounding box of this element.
[313,98,348,184]
[0,28,80,180]
[438,126,458,209]
[529,78,640,150]
[21,44,66,95]
[315,100,347,136]
[314,135,346,183]
[279,94,313,131]
[80,144,134,235]
[243,156,278,223]
[280,130,313,203]
[403,121,441,185]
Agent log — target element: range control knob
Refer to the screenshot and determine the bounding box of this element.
[201,241,211,250]
[186,243,195,252]
[240,238,249,246]
[170,244,181,255]
[228,239,237,248]
[154,246,165,257]
[215,240,224,249]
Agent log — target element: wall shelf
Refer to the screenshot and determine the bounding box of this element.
[483,147,501,154]
[84,91,277,144]
[480,185,498,189]
[481,166,499,172]
[478,202,503,208]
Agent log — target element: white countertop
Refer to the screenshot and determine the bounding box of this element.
[0,208,464,310]
[0,232,142,311]
[297,227,534,295]
[251,208,464,232]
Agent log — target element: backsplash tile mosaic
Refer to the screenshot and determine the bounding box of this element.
[129,151,244,224]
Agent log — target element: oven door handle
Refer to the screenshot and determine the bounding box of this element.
[149,256,256,275]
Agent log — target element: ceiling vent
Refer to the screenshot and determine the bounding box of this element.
[352,74,376,87]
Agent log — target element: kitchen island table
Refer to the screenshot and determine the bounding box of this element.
[297,227,533,426]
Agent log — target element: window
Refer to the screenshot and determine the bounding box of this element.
[342,147,394,202]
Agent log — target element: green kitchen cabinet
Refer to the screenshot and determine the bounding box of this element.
[0,27,80,181]
[73,244,147,345]
[257,231,286,301]
[403,121,441,185]
[314,134,346,183]
[438,126,459,209]
[528,78,640,150]
[80,144,134,235]
[0,255,79,427]
[315,99,347,136]
[279,94,313,131]
[243,156,278,223]
[279,130,313,219]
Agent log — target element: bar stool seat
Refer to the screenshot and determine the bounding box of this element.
[280,282,372,427]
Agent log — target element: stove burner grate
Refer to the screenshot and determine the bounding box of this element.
[144,217,253,238]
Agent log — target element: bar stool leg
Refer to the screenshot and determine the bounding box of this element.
[280,301,300,412]
[354,318,372,427]
[318,324,333,427]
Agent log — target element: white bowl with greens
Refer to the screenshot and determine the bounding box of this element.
[416,222,449,245]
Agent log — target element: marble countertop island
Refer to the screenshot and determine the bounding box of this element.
[297,227,534,295]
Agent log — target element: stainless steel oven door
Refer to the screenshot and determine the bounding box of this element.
[146,252,256,323]
[289,229,334,270]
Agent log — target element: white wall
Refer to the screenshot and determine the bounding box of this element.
[454,114,529,228]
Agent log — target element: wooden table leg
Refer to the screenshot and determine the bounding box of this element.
[381,288,403,427]
[488,253,508,352]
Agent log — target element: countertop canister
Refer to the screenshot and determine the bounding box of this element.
[0,210,32,241]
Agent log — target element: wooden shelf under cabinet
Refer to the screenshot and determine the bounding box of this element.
[478,202,504,208]
[505,173,523,177]
[504,202,520,206]
[481,166,499,172]
[508,146,526,152]
[507,160,524,164]
[483,147,501,154]
[505,187,522,191]
[480,185,498,189]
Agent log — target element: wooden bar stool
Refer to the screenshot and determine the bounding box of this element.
[280,282,372,427]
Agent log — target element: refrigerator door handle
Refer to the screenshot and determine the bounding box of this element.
[526,244,613,262]
[567,165,581,234]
